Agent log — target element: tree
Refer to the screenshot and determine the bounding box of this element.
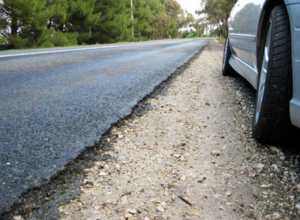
[163,0,194,31]
[66,0,100,44]
[46,0,69,31]
[197,0,237,38]
[189,18,207,37]
[0,0,51,48]
[0,0,191,49]
[133,0,155,40]
[177,11,194,30]
[90,0,132,44]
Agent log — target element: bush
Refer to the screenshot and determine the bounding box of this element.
[0,36,7,45]
[39,41,55,48]
[8,35,28,49]
[0,36,8,50]
[36,29,78,48]
[67,32,79,45]
[77,33,90,45]
[51,32,70,47]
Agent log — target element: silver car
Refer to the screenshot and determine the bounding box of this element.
[223,0,300,144]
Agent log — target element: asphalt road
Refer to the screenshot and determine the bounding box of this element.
[0,38,209,213]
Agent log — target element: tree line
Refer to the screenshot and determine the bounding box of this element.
[195,0,237,38]
[0,0,194,49]
[178,0,237,39]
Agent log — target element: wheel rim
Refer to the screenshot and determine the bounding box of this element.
[255,24,272,125]
[223,39,228,70]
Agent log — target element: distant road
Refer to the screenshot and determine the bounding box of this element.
[0,38,209,213]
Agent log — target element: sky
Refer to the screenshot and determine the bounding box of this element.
[176,0,201,19]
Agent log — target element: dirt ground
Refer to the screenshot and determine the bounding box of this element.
[3,40,300,220]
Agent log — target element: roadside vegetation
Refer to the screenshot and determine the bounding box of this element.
[0,0,194,50]
[0,0,236,50]
[179,0,237,39]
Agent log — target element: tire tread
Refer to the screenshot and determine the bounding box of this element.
[252,5,293,144]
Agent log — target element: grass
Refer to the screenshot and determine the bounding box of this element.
[185,35,200,38]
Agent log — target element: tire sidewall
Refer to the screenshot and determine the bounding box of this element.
[222,38,232,76]
[252,20,272,136]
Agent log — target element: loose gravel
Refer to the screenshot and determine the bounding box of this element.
[2,40,300,220]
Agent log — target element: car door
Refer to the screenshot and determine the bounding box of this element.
[228,0,264,87]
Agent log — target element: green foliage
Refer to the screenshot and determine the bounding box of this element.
[46,0,69,31]
[179,30,191,38]
[51,32,70,46]
[40,41,55,48]
[189,18,207,37]
[36,28,78,47]
[0,0,193,49]
[8,35,28,49]
[0,36,7,45]
[186,35,199,38]
[197,0,237,38]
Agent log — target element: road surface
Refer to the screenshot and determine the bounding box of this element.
[0,39,209,214]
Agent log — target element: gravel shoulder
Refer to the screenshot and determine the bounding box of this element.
[2,40,300,220]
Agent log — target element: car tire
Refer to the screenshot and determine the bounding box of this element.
[222,38,235,76]
[252,5,293,144]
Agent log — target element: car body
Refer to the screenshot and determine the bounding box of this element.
[223,0,300,143]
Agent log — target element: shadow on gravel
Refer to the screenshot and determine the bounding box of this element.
[227,73,300,157]
[279,127,300,155]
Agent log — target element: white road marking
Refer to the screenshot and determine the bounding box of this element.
[0,38,209,59]
[0,45,130,58]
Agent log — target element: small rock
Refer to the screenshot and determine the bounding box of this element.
[271,164,279,172]
[174,154,181,158]
[156,206,165,212]
[191,210,200,216]
[13,216,23,220]
[261,184,271,188]
[115,164,121,172]
[121,196,128,204]
[162,215,171,220]
[279,156,285,160]
[161,202,167,207]
[255,163,265,173]
[296,203,300,210]
[152,198,162,204]
[180,175,186,181]
[271,212,281,219]
[127,209,137,214]
[226,191,232,197]
[211,150,221,156]
[98,172,107,176]
[171,194,176,201]
[269,146,279,153]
